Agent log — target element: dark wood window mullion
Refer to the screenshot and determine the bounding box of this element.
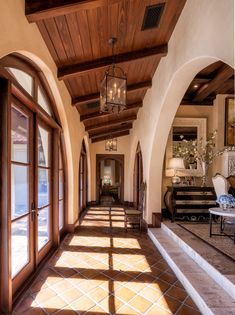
[38,166,51,170]
[11,161,30,166]
[38,204,51,211]
[11,212,30,223]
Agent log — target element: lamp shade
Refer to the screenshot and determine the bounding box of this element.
[168,157,185,170]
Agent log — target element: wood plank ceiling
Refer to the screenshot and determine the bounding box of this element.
[25,0,187,142]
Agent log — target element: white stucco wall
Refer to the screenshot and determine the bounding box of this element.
[0,0,90,224]
[129,0,234,223]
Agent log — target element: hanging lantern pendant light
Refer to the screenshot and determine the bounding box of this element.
[100,37,127,114]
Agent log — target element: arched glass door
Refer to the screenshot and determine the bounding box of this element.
[0,55,66,300]
[79,141,87,212]
[133,144,143,208]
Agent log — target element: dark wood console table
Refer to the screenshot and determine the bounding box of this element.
[164,186,217,222]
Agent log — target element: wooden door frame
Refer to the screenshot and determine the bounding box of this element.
[96,154,124,204]
[0,77,12,314]
[133,144,143,208]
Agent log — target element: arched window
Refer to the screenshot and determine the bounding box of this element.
[79,140,88,213]
[133,143,143,208]
[0,54,66,305]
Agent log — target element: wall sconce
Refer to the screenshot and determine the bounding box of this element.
[105,137,117,151]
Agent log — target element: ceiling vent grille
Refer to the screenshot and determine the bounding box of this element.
[141,3,165,31]
[87,101,99,109]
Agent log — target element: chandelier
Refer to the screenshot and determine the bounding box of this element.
[105,136,117,151]
[100,37,127,114]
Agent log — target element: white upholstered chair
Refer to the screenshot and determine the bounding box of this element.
[212,173,235,227]
[212,173,230,198]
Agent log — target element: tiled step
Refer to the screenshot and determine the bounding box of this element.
[148,227,235,315]
[161,223,235,300]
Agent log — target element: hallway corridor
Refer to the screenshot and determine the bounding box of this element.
[13,207,200,315]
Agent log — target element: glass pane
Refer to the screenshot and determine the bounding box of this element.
[11,165,29,219]
[38,168,50,208]
[11,216,29,277]
[59,147,63,169]
[38,207,50,251]
[80,190,83,208]
[80,174,83,188]
[80,155,83,173]
[38,85,52,116]
[8,67,33,96]
[59,170,64,199]
[59,200,64,230]
[11,106,29,163]
[38,125,49,167]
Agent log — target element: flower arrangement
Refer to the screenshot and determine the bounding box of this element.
[174,130,235,185]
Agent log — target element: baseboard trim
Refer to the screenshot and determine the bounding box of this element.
[88,201,98,206]
[66,218,79,233]
[152,212,161,228]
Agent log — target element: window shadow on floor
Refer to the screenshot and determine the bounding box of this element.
[13,207,200,315]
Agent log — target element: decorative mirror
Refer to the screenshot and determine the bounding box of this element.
[165,117,207,177]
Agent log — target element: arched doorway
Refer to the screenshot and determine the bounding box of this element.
[96,154,124,205]
[147,58,234,223]
[79,140,88,212]
[0,54,66,306]
[133,143,143,208]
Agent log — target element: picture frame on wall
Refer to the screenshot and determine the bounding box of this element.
[225,97,235,146]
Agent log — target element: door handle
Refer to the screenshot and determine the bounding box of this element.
[31,202,39,218]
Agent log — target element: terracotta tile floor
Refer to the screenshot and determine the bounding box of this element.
[14,207,201,315]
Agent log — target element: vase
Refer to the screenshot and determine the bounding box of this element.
[201,161,209,187]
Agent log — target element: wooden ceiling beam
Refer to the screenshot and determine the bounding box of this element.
[91,130,130,143]
[192,76,234,87]
[25,0,121,23]
[180,99,214,106]
[58,45,167,79]
[85,114,137,131]
[193,65,234,102]
[73,80,152,106]
[90,123,132,138]
[80,101,142,122]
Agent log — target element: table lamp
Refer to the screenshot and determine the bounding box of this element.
[168,157,185,184]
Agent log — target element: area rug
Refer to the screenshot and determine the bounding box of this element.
[178,223,235,261]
